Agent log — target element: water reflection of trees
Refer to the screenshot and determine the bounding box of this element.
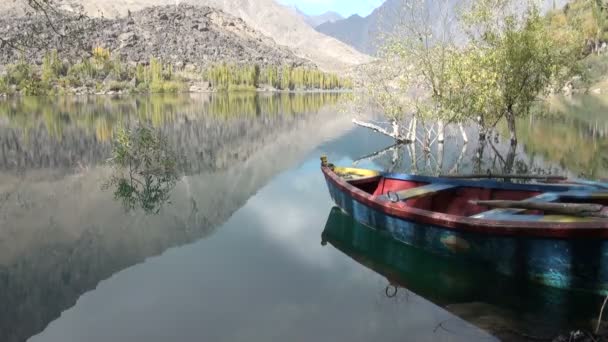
[0,93,346,140]
[0,93,352,342]
[517,96,608,179]
[352,94,608,180]
[103,125,180,214]
[354,132,567,178]
[0,93,347,172]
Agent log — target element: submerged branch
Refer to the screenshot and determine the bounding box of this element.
[352,119,411,143]
[353,144,403,166]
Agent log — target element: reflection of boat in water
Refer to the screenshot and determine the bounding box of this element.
[321,159,608,294]
[321,207,604,338]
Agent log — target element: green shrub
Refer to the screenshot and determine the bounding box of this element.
[7,60,33,85]
[107,81,129,92]
[41,50,65,84]
[227,84,257,91]
[0,77,7,94]
[135,82,149,93]
[580,54,608,86]
[161,81,183,93]
[20,78,49,96]
[150,80,184,93]
[69,60,97,80]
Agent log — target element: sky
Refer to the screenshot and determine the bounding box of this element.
[277,0,385,18]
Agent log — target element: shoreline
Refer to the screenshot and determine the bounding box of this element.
[0,88,355,99]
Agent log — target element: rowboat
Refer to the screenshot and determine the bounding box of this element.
[320,156,608,294]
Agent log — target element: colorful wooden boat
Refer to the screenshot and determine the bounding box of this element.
[320,157,608,294]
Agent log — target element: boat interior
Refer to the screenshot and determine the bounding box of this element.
[339,169,608,220]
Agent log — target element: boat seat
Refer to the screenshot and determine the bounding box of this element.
[379,183,457,202]
[471,192,561,219]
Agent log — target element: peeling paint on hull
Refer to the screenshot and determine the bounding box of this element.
[324,178,608,294]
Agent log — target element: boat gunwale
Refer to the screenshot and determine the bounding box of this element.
[322,166,608,239]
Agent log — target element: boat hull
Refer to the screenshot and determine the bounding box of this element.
[324,176,608,294]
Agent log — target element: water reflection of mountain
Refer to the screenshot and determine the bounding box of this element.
[0,93,346,173]
[0,93,351,342]
[321,207,604,341]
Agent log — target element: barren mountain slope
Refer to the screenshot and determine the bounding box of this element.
[0,5,308,67]
[0,0,372,71]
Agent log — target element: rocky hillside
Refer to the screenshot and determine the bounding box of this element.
[316,0,571,55]
[0,0,372,71]
[0,5,309,68]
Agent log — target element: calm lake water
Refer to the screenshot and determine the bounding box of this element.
[0,93,606,342]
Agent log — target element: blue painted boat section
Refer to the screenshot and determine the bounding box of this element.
[325,179,608,294]
[569,179,608,189]
[380,172,583,192]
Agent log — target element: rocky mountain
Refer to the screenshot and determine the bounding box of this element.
[316,13,375,54]
[292,7,343,27]
[0,5,309,68]
[316,0,456,55]
[316,0,572,55]
[0,0,371,71]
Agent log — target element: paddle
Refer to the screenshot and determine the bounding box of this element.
[469,200,608,218]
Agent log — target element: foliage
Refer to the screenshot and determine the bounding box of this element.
[107,81,130,92]
[206,63,350,91]
[104,125,180,214]
[0,77,7,94]
[580,53,608,84]
[375,0,579,144]
[459,0,579,143]
[1,49,349,96]
[7,59,34,86]
[41,50,65,84]
[68,59,97,80]
[92,46,111,63]
[552,0,608,54]
[149,80,184,93]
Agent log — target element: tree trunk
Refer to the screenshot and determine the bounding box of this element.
[504,143,517,174]
[506,108,517,146]
[409,117,418,143]
[474,139,486,174]
[459,124,468,143]
[352,119,409,143]
[409,143,418,174]
[392,120,400,138]
[437,120,445,143]
[478,115,486,141]
[437,139,444,175]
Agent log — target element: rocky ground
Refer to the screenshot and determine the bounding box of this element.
[0,4,311,69]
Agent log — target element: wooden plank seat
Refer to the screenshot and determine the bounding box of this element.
[472,192,561,219]
[379,183,457,202]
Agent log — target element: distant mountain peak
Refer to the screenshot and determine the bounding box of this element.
[290,7,344,28]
